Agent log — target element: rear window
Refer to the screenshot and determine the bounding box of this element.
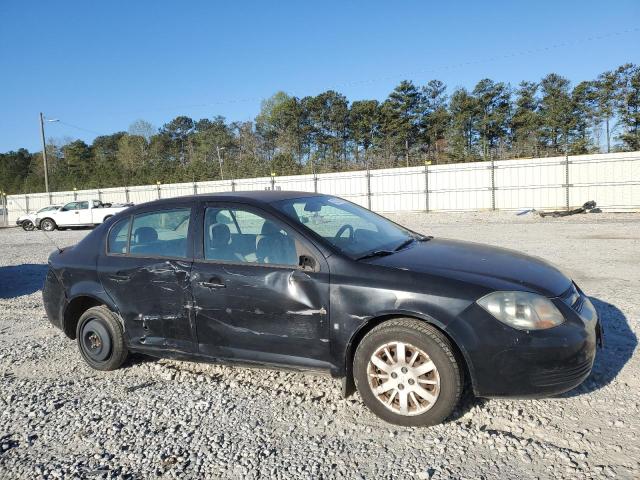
[107,217,130,254]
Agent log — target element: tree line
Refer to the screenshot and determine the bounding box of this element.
[1,63,639,195]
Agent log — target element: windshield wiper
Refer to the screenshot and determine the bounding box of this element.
[394,238,415,251]
[355,250,395,261]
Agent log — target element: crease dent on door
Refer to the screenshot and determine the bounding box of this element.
[194,267,326,341]
[120,260,192,349]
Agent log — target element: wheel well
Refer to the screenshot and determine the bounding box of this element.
[344,314,472,395]
[63,296,104,339]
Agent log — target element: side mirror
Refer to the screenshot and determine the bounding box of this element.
[298,254,317,272]
[300,216,309,224]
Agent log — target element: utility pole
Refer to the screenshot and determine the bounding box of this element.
[39,112,50,193]
[215,146,225,180]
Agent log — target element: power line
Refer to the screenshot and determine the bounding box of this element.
[37,27,639,138]
[55,120,103,136]
[105,26,640,117]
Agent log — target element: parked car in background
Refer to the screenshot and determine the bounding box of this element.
[42,191,602,426]
[37,200,132,231]
[16,205,62,231]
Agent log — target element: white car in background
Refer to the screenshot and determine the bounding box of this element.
[16,205,62,231]
[36,200,132,231]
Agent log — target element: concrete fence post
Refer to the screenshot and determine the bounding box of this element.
[313,173,318,193]
[156,182,161,200]
[490,159,496,211]
[193,182,198,195]
[231,180,236,192]
[366,169,372,210]
[270,173,276,190]
[25,194,30,214]
[73,189,78,201]
[125,187,130,204]
[565,154,570,209]
[97,190,102,202]
[424,162,430,213]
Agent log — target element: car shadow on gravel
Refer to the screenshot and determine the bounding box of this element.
[0,264,48,299]
[560,297,637,397]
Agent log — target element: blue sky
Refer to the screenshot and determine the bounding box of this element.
[1,0,638,152]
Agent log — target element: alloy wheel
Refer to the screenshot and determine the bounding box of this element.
[367,341,440,416]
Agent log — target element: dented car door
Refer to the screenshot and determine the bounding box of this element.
[98,206,196,353]
[191,202,332,369]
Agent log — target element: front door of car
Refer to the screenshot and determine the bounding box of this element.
[57,202,83,226]
[191,203,332,369]
[98,206,196,353]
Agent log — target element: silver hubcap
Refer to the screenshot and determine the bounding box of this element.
[367,341,440,416]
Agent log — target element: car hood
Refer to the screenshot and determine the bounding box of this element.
[368,238,571,297]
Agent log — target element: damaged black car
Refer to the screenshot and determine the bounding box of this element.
[43,191,602,426]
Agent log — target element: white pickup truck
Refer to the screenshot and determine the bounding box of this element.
[37,200,132,231]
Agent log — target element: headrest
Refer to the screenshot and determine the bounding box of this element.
[261,221,281,236]
[209,223,230,248]
[134,227,157,244]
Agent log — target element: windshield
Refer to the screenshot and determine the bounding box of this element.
[273,195,416,258]
[37,206,58,213]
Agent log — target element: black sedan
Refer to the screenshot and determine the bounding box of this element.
[43,191,602,426]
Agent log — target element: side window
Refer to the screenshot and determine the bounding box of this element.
[129,208,191,258]
[204,206,298,266]
[62,202,78,211]
[77,201,89,210]
[108,217,130,254]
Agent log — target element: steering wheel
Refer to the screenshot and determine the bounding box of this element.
[334,224,355,241]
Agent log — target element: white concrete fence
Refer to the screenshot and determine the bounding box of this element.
[2,151,639,226]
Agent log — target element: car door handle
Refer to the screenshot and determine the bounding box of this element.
[109,271,130,281]
[199,278,226,289]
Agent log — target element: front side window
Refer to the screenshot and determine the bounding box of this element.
[204,206,298,266]
[129,208,191,258]
[108,217,130,254]
[273,195,414,258]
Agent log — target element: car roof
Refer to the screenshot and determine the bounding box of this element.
[130,190,324,209]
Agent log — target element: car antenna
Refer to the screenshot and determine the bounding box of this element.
[11,198,63,253]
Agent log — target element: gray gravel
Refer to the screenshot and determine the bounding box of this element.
[1,211,639,479]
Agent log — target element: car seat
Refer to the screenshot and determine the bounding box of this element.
[130,226,158,254]
[208,223,243,262]
[256,221,296,265]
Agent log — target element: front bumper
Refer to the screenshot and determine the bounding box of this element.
[453,293,599,398]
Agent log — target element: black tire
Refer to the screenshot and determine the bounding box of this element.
[21,220,35,231]
[40,218,57,231]
[76,306,129,371]
[353,318,462,427]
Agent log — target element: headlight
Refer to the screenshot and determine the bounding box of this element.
[477,291,565,330]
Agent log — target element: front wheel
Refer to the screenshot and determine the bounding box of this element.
[40,218,57,231]
[76,306,129,371]
[353,318,463,427]
[21,220,35,231]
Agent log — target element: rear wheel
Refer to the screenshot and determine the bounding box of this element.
[40,218,57,231]
[76,306,128,371]
[21,220,35,231]
[353,318,462,426]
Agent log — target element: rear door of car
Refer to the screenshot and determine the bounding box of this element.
[98,202,197,353]
[190,201,332,370]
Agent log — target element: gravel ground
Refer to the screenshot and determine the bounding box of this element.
[1,211,639,479]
